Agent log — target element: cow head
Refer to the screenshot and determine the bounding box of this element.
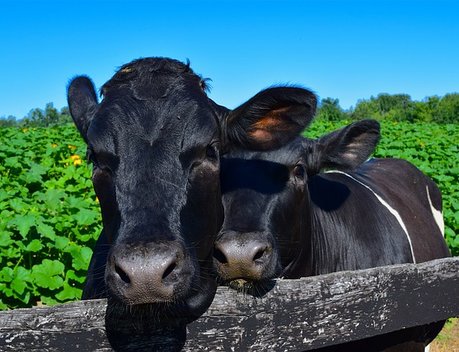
[215,119,380,292]
[67,57,316,320]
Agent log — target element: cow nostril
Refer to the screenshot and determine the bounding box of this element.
[115,264,131,284]
[213,247,228,264]
[162,261,176,280]
[253,248,266,261]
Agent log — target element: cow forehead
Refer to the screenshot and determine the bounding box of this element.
[89,56,219,149]
[221,137,316,196]
[88,92,219,156]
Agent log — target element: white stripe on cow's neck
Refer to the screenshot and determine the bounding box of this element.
[325,170,416,264]
[425,186,445,235]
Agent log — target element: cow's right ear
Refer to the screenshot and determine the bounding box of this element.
[67,76,98,143]
[223,87,317,151]
[314,119,380,171]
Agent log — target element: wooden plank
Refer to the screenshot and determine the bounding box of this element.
[0,257,458,351]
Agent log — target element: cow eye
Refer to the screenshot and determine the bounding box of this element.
[188,143,219,174]
[205,143,218,161]
[87,149,98,167]
[87,149,114,175]
[293,164,306,180]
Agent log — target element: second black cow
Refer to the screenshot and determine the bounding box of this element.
[215,116,450,351]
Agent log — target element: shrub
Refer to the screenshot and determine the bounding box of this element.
[0,125,101,309]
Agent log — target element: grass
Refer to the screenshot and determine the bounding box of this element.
[431,318,459,352]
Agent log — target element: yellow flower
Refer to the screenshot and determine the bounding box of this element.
[70,154,82,166]
[51,143,58,148]
[68,145,77,151]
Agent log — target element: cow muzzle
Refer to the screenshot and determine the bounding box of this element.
[105,241,195,305]
[213,231,279,287]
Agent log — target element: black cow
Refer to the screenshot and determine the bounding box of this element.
[215,118,450,351]
[67,57,317,322]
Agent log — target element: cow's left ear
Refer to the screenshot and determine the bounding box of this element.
[67,76,99,143]
[223,87,317,151]
[315,119,380,170]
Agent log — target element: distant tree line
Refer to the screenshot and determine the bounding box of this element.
[316,93,459,124]
[0,103,72,127]
[1,92,458,127]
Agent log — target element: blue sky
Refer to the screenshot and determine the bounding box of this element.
[1,0,458,119]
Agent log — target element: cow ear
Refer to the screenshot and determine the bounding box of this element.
[316,119,380,170]
[67,76,98,143]
[223,87,317,151]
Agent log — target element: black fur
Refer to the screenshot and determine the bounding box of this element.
[216,119,450,350]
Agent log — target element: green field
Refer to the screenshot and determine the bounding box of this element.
[0,121,458,310]
[0,126,100,309]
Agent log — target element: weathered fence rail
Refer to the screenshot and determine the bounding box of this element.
[1,257,458,351]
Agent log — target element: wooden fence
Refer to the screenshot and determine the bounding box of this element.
[1,257,458,351]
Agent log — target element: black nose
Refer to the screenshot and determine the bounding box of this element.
[213,233,276,281]
[105,241,194,305]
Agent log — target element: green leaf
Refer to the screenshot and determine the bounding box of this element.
[21,163,47,184]
[67,244,93,271]
[0,190,9,202]
[0,267,14,283]
[4,156,20,168]
[31,259,65,290]
[11,277,27,295]
[10,214,36,238]
[15,291,31,304]
[8,198,28,213]
[77,234,94,242]
[40,295,59,306]
[65,269,86,284]
[74,208,100,226]
[0,300,8,310]
[54,236,70,250]
[0,230,14,247]
[0,283,14,298]
[65,196,91,210]
[37,189,66,211]
[454,236,459,247]
[56,281,82,301]
[445,226,455,240]
[11,266,31,299]
[25,239,43,252]
[36,221,56,240]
